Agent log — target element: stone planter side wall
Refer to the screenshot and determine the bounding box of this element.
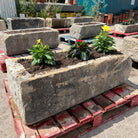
[46,18,71,28]
[114,23,138,33]
[6,54,132,125]
[0,20,6,31]
[122,35,138,62]
[0,27,59,56]
[7,18,46,30]
[70,22,105,39]
[67,16,94,25]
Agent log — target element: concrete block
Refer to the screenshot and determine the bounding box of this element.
[46,18,71,28]
[67,16,94,25]
[6,54,132,125]
[0,20,6,31]
[114,23,138,33]
[70,22,105,39]
[7,17,45,30]
[122,35,138,62]
[0,27,59,56]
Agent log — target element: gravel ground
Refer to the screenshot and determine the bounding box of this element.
[0,32,138,138]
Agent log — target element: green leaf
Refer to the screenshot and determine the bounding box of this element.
[81,52,87,61]
[45,54,52,60]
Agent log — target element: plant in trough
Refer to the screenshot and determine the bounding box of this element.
[122,19,135,25]
[66,40,92,61]
[93,25,115,54]
[28,39,56,66]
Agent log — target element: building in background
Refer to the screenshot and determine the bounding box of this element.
[78,0,138,15]
[0,0,17,20]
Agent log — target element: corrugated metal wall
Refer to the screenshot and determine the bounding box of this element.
[78,0,138,15]
[0,0,17,20]
[106,0,138,15]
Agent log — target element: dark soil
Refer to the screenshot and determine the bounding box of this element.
[18,47,122,74]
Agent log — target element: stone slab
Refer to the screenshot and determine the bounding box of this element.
[70,22,105,39]
[6,54,132,125]
[7,17,45,30]
[67,16,94,25]
[121,35,138,62]
[0,20,6,31]
[114,23,138,33]
[46,18,71,28]
[0,27,59,56]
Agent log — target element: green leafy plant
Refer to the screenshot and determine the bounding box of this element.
[122,19,135,25]
[28,39,56,66]
[93,25,115,54]
[50,0,63,18]
[66,40,92,61]
[19,0,37,17]
[128,18,135,24]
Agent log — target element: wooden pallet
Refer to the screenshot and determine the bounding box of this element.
[3,79,138,138]
[0,49,30,73]
[110,30,138,38]
[59,35,94,45]
[55,28,70,33]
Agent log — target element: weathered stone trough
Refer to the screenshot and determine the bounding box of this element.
[6,54,132,125]
[7,17,45,30]
[46,18,71,28]
[67,16,94,25]
[114,23,138,33]
[0,20,6,31]
[0,27,59,56]
[121,35,138,62]
[70,22,105,39]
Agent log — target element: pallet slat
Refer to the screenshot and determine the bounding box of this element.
[103,91,126,105]
[110,30,138,38]
[3,79,138,138]
[112,85,137,100]
[59,35,94,45]
[93,95,115,111]
[37,118,61,138]
[54,111,78,131]
[82,100,103,127]
[70,105,92,123]
[22,124,40,138]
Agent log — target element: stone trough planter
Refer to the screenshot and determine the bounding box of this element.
[46,18,71,28]
[70,22,105,39]
[0,27,59,56]
[67,16,94,25]
[121,35,138,63]
[114,23,138,33]
[7,17,45,30]
[0,20,6,31]
[6,53,132,125]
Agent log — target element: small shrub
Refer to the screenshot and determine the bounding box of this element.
[128,19,135,24]
[122,19,135,25]
[93,25,115,54]
[28,39,56,66]
[66,40,92,61]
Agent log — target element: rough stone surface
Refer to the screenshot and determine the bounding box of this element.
[7,17,45,30]
[6,54,132,125]
[0,27,59,56]
[46,18,71,28]
[0,20,6,31]
[114,23,138,33]
[67,16,94,25]
[121,35,138,62]
[70,22,105,39]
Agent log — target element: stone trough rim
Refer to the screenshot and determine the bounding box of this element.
[6,53,129,82]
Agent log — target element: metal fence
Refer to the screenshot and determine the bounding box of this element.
[0,0,17,20]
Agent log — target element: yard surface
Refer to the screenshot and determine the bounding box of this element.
[0,33,138,138]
